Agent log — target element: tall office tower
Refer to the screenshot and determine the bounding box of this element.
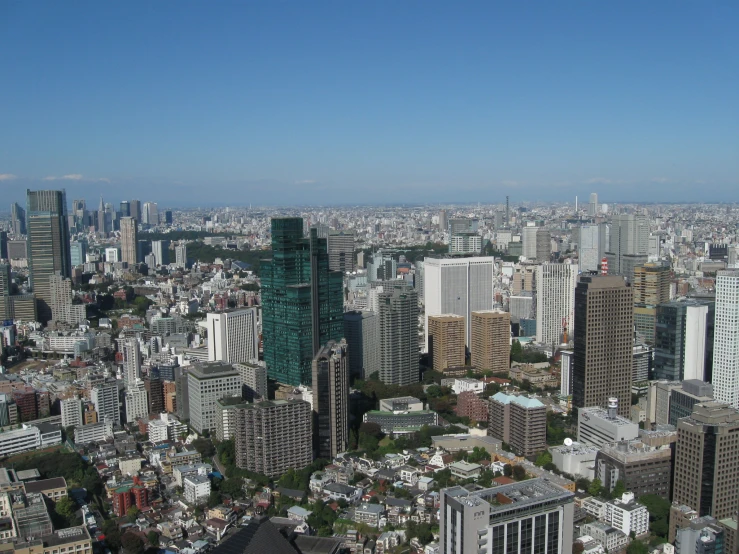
[234,399,312,478]
[378,282,419,385]
[142,202,158,225]
[672,402,739,521]
[343,310,379,379]
[669,380,714,425]
[151,240,170,266]
[119,201,131,217]
[96,195,106,234]
[120,217,138,266]
[261,217,343,386]
[471,310,510,373]
[367,251,397,282]
[129,199,141,222]
[606,213,649,279]
[535,227,551,261]
[163,210,173,225]
[424,256,495,348]
[312,340,349,459]
[415,260,424,304]
[427,314,466,372]
[187,363,241,434]
[448,217,475,235]
[713,270,739,408]
[26,189,71,323]
[654,299,714,381]
[440,479,574,554]
[60,397,83,429]
[327,230,356,273]
[522,225,539,259]
[0,264,11,319]
[573,275,633,417]
[632,262,671,344]
[123,339,142,384]
[49,273,86,325]
[207,308,259,364]
[588,192,598,217]
[146,369,164,415]
[175,244,187,268]
[438,209,448,231]
[10,202,26,236]
[91,380,121,425]
[233,361,268,401]
[0,231,7,260]
[124,380,149,423]
[69,240,87,267]
[579,224,600,272]
[175,373,189,420]
[536,263,578,346]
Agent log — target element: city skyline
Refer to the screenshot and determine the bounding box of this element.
[1,2,737,205]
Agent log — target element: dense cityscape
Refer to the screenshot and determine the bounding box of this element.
[0,194,737,554]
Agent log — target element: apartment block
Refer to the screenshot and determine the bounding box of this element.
[427,314,466,372]
[470,310,510,373]
[488,392,546,457]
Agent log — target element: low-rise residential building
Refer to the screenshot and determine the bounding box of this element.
[184,474,211,504]
[323,483,361,504]
[581,521,628,553]
[605,492,649,537]
[74,420,114,444]
[355,503,385,527]
[448,461,482,480]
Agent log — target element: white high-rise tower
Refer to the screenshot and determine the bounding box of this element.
[588,193,598,217]
[207,308,259,364]
[713,270,739,407]
[423,256,495,349]
[536,263,578,346]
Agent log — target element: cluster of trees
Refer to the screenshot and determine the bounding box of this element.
[510,340,549,364]
[216,439,271,487]
[353,422,468,459]
[185,242,267,272]
[546,412,574,446]
[12,452,103,499]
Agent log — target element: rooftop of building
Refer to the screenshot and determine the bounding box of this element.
[445,477,574,513]
[381,396,422,404]
[491,392,545,409]
[216,395,250,408]
[188,362,240,378]
[681,402,739,427]
[428,314,465,321]
[598,440,672,462]
[550,442,599,455]
[23,477,67,493]
[579,406,636,427]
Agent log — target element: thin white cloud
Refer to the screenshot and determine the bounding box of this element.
[44,174,85,181]
[651,177,669,183]
[294,179,316,185]
[0,174,17,181]
[585,177,613,185]
[97,178,111,183]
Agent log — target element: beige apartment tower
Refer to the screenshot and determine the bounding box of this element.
[488,392,547,457]
[573,274,634,417]
[471,310,510,373]
[427,314,466,372]
[671,402,739,533]
[120,217,138,266]
[633,262,671,344]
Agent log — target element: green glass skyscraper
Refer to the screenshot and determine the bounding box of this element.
[262,217,344,385]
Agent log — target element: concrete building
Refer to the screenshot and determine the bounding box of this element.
[712,270,739,408]
[327,230,355,273]
[606,214,649,279]
[488,392,547,457]
[60,397,82,429]
[573,275,633,417]
[186,363,242,434]
[440,479,574,554]
[312,340,349,459]
[174,243,187,267]
[632,263,671,344]
[588,193,598,217]
[91,380,120,425]
[536,263,578,346]
[605,492,649,537]
[119,217,138,266]
[151,240,170,266]
[672,402,739,521]
[424,256,495,348]
[470,310,510,373]
[581,521,628,553]
[122,339,141,385]
[595,439,673,500]
[549,442,598,480]
[234,399,312,478]
[49,273,86,325]
[427,314,466,372]
[579,224,601,273]
[577,400,639,448]
[654,299,713,382]
[343,310,379,379]
[233,361,268,402]
[206,308,259,364]
[675,516,726,554]
[124,380,149,424]
[184,474,210,504]
[214,397,247,442]
[669,380,714,426]
[73,420,114,444]
[632,343,653,384]
[377,282,419,385]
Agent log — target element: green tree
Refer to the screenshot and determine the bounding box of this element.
[55,496,77,521]
[207,490,223,508]
[503,464,513,477]
[192,437,215,457]
[512,465,527,481]
[612,479,626,499]
[626,539,649,554]
[102,520,121,551]
[535,451,553,467]
[588,478,602,497]
[147,531,160,546]
[120,531,146,554]
[126,505,140,522]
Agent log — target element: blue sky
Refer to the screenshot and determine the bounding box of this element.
[1,1,737,206]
